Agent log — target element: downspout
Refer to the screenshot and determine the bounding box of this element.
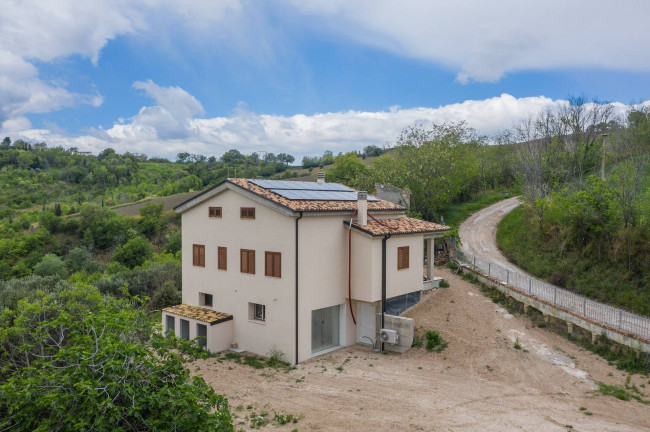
[381,233,391,352]
[295,211,303,365]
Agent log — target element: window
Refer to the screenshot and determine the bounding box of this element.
[209,207,222,218]
[196,323,207,348]
[180,319,190,340]
[199,292,213,307]
[265,251,281,278]
[240,249,255,274]
[218,247,227,270]
[165,315,175,335]
[193,244,205,267]
[397,246,410,270]
[240,207,255,219]
[249,303,265,321]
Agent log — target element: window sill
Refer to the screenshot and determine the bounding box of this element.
[248,319,266,325]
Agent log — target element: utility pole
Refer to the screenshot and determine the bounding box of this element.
[601,133,608,180]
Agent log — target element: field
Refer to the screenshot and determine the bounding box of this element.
[190,267,649,431]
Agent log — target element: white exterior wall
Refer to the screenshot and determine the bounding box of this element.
[297,215,351,362]
[181,189,296,360]
[179,185,428,364]
[350,232,424,302]
[162,312,233,353]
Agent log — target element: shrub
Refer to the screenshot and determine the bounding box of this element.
[0,284,234,431]
[112,236,153,269]
[33,254,67,279]
[439,279,450,288]
[425,330,448,352]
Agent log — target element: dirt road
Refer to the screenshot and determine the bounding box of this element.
[458,197,523,273]
[192,266,649,431]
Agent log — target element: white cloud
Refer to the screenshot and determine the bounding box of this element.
[0,0,241,125]
[3,89,640,159]
[285,0,650,82]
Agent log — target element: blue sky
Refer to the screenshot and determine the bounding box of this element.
[1,1,649,158]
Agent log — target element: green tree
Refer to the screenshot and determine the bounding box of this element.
[0,284,233,431]
[32,254,68,278]
[325,153,370,189]
[66,247,91,273]
[112,236,153,269]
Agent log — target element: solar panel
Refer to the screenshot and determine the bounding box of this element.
[248,179,352,191]
[247,179,378,201]
[271,189,379,201]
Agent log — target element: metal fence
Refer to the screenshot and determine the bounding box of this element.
[455,247,650,342]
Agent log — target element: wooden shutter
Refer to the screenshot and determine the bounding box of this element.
[209,207,222,218]
[265,252,273,276]
[273,253,281,278]
[218,247,227,270]
[398,246,409,270]
[241,249,255,274]
[193,244,205,267]
[265,252,281,278]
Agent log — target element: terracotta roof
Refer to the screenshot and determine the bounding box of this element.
[349,216,451,237]
[163,304,233,325]
[226,178,404,212]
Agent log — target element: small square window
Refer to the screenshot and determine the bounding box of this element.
[249,303,265,321]
[240,207,255,219]
[199,292,213,307]
[209,207,222,218]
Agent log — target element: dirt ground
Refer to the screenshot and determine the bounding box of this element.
[191,266,650,432]
[458,197,524,273]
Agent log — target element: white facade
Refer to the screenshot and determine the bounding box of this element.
[163,180,448,364]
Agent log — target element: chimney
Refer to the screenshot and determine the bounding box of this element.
[357,191,368,226]
[317,172,325,183]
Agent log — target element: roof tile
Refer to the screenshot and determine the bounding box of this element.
[163,304,232,325]
[228,178,404,212]
[350,216,451,236]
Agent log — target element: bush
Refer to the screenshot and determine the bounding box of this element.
[0,284,234,431]
[149,282,181,310]
[33,254,67,279]
[112,236,153,269]
[425,330,448,352]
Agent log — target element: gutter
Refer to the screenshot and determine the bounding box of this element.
[381,233,392,351]
[295,211,303,364]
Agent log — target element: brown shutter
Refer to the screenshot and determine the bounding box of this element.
[265,252,273,277]
[405,247,409,269]
[274,253,281,278]
[240,249,247,273]
[193,245,198,266]
[249,250,255,274]
[199,245,205,267]
[218,247,227,270]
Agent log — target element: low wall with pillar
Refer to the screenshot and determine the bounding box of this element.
[457,262,650,355]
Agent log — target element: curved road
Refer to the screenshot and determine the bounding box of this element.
[458,196,523,273]
[458,196,650,343]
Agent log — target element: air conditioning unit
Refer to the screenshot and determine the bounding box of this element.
[379,328,398,344]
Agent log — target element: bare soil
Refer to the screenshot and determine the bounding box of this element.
[191,267,650,431]
[458,196,524,273]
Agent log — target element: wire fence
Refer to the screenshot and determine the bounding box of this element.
[454,247,650,342]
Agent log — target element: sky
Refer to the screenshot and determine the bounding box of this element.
[1,0,649,159]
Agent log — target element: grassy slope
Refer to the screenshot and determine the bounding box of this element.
[443,188,517,228]
[497,205,649,316]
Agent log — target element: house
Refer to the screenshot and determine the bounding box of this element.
[162,173,450,364]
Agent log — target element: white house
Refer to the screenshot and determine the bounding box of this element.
[162,174,450,364]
